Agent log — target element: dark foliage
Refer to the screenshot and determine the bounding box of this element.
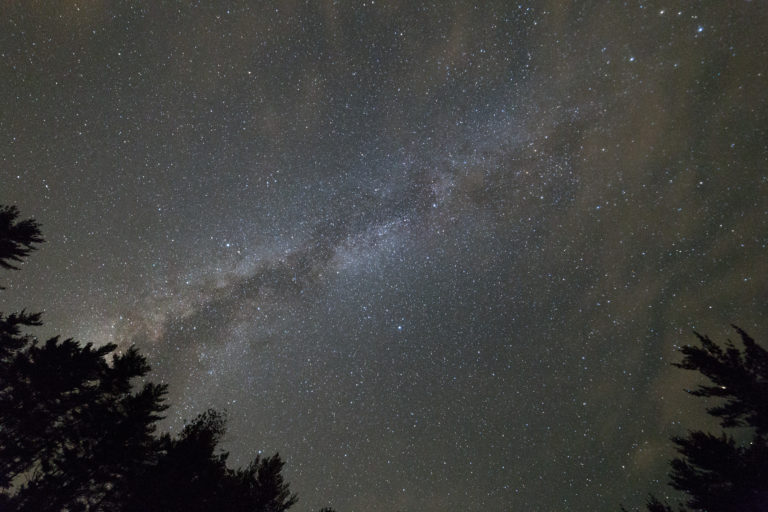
[1,339,168,511]
[125,410,297,512]
[675,327,768,436]
[0,205,43,272]
[628,327,768,512]
[0,205,303,511]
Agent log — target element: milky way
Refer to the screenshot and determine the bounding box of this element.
[2,2,767,510]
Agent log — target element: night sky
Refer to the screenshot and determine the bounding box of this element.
[2,1,767,510]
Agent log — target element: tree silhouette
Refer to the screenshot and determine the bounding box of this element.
[0,205,305,511]
[0,205,43,272]
[124,409,297,512]
[0,206,45,510]
[4,342,168,511]
[628,327,768,512]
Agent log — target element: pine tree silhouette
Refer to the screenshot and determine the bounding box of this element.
[0,205,306,511]
[0,205,43,272]
[126,409,296,512]
[628,327,768,511]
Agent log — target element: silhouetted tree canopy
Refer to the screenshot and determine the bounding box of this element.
[124,409,297,512]
[0,205,304,511]
[0,205,43,272]
[627,327,768,512]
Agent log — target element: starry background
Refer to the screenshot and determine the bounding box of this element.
[1,1,767,510]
